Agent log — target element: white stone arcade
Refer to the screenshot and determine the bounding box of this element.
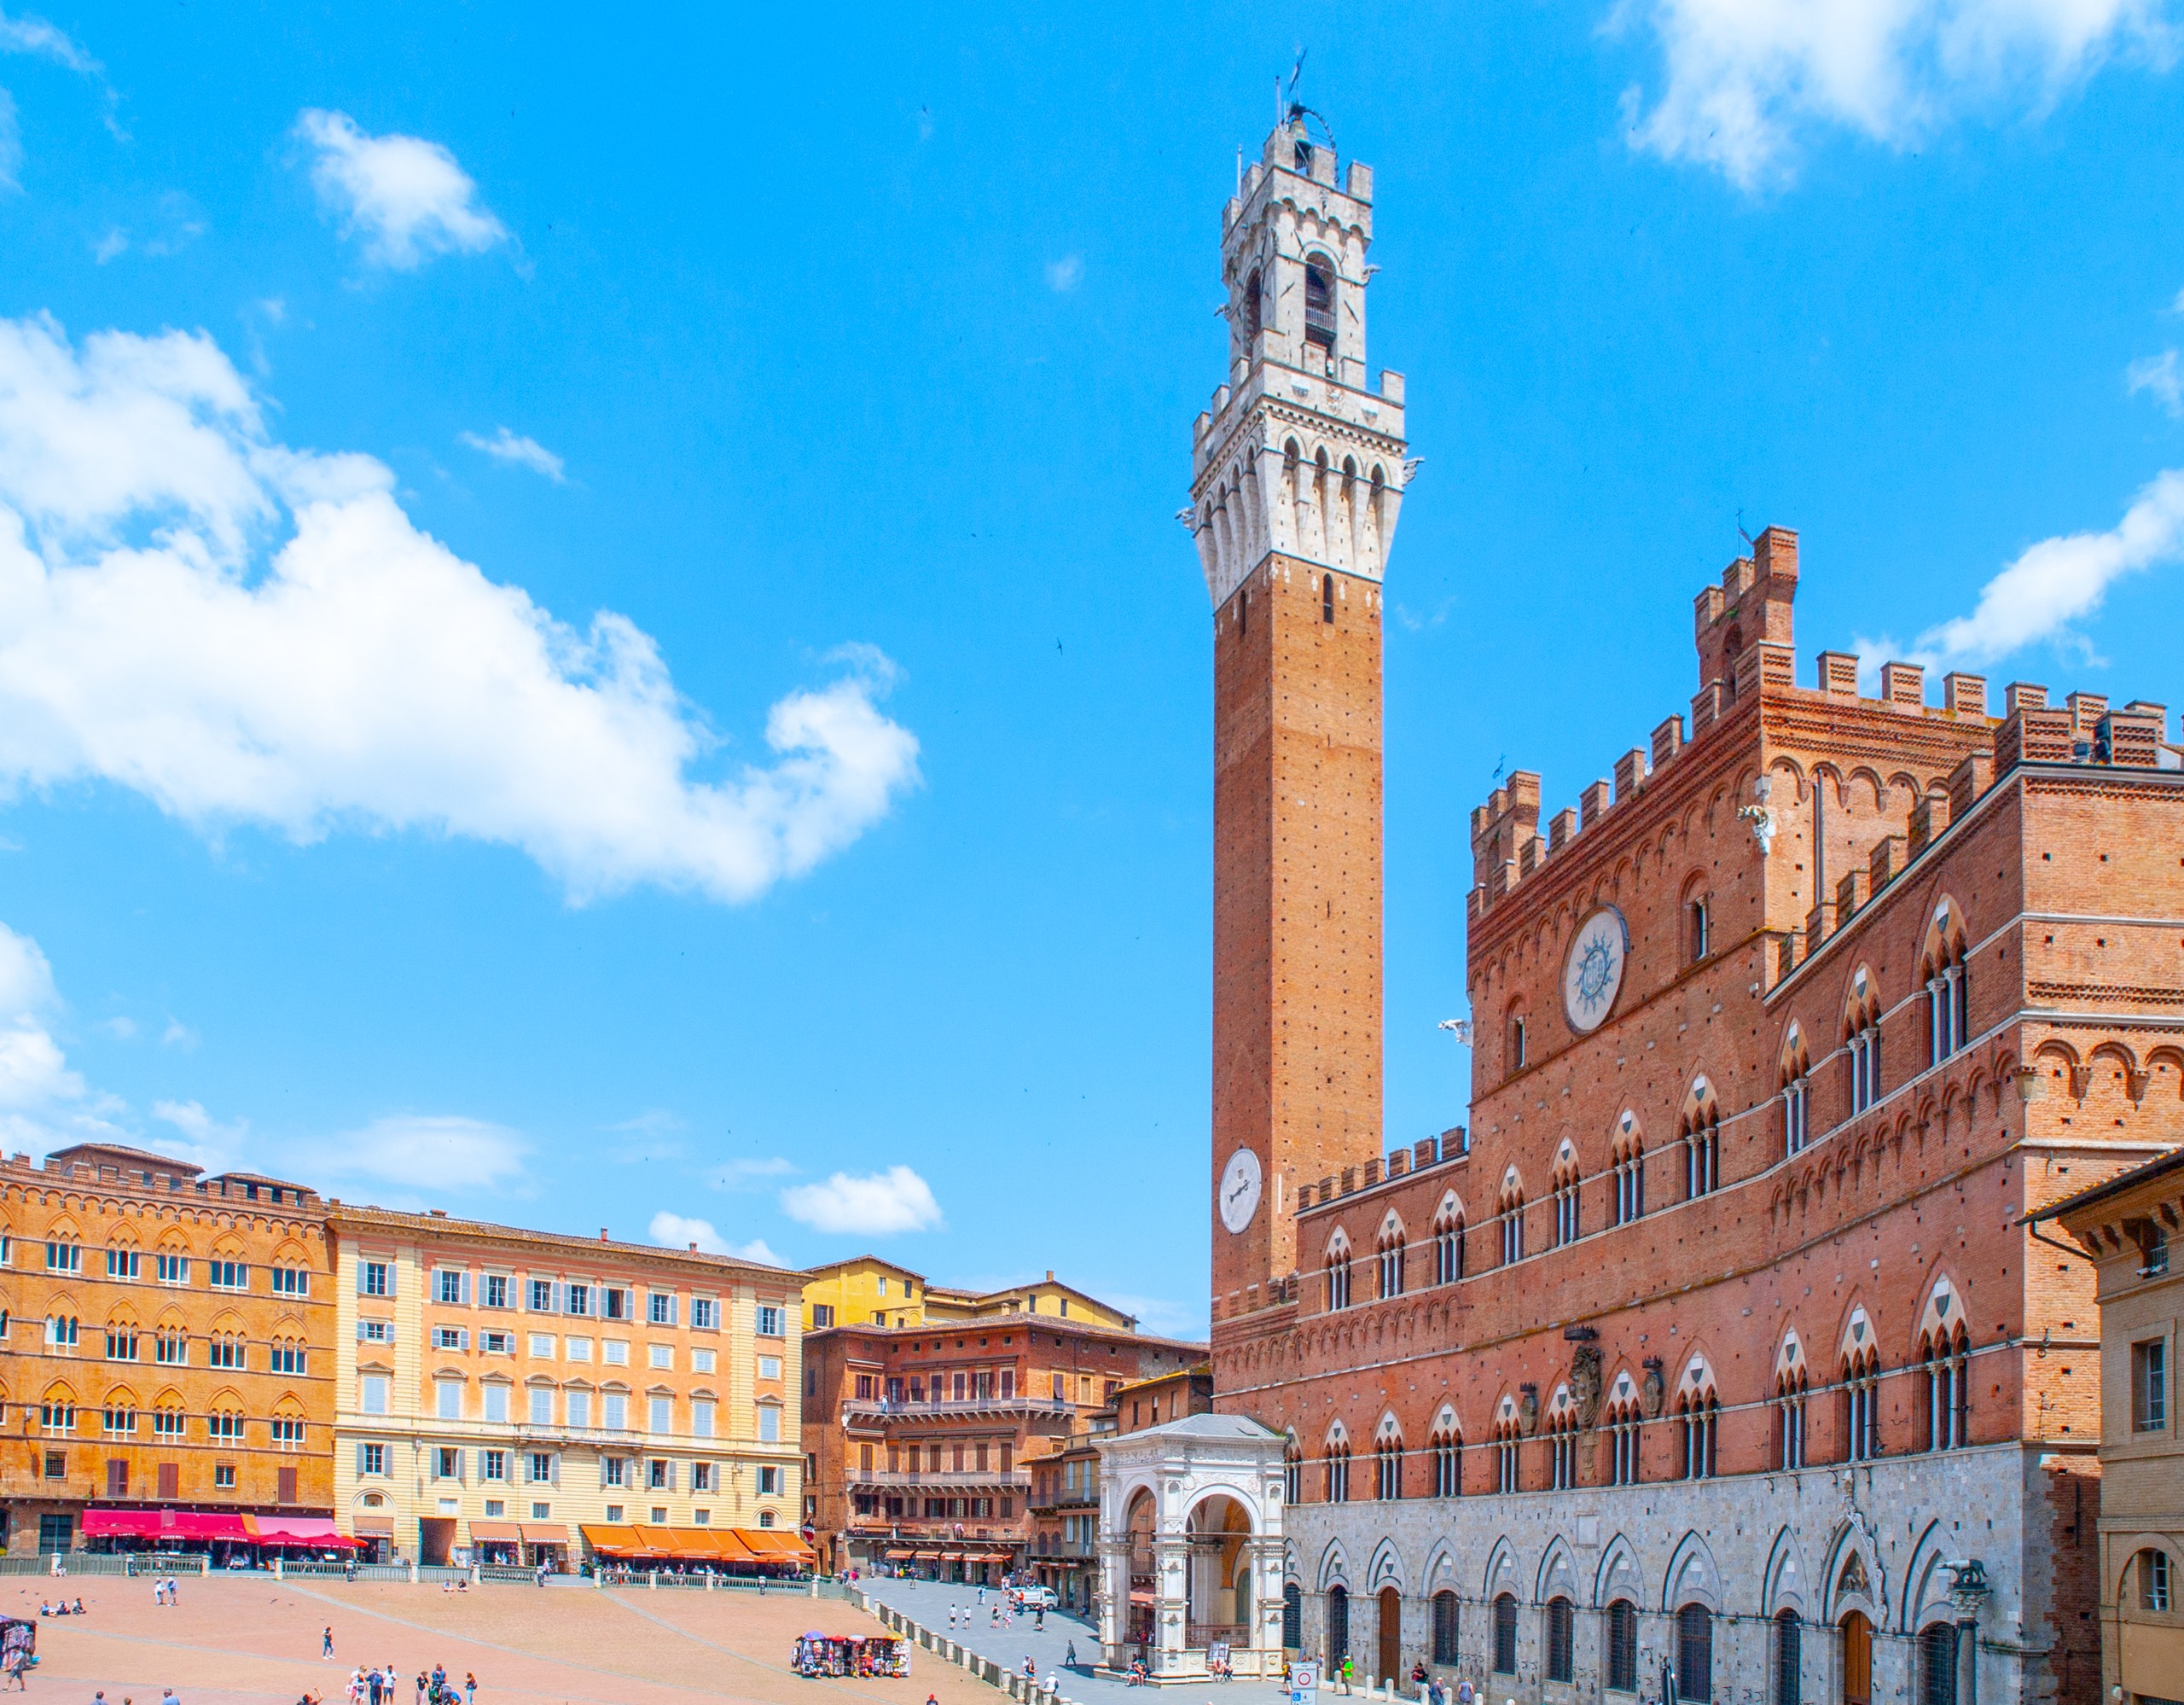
[1094,1412,1289,1684]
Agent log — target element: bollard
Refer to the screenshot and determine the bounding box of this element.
[408,1562,419,1585]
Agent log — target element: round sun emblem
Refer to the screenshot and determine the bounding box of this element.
[1562,907,1629,1033]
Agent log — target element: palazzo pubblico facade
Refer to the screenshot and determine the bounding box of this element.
[1148,113,2184,1705]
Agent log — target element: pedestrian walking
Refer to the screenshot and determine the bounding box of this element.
[323,1626,334,1660]
[464,1673,476,1705]
[1065,1641,1077,1670]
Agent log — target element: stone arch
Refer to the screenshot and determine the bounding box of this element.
[1662,1531,1722,1614]
[1763,1528,1811,1618]
[1481,1538,1520,1603]
[1317,1537,1353,1592]
[1536,1538,1579,1603]
[1594,1533,1645,1609]
[1822,1524,1884,1628]
[1182,1484,1263,1535]
[1367,1537,1406,1592]
[1420,1539,1461,1593]
[1844,964,1881,1037]
[1912,1268,1967,1356]
[1902,1520,1959,1631]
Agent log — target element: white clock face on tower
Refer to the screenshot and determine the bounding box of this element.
[1562,906,1629,1034]
[1218,1148,1263,1235]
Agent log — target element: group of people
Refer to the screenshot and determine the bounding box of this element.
[34,1599,84,1618]
[338,1661,474,1705]
[151,1577,185,1606]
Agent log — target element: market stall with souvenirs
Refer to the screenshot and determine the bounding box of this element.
[793,1632,909,1678]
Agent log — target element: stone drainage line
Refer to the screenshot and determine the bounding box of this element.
[849,1587,1080,1705]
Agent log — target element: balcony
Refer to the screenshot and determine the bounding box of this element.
[841,1395,1073,1425]
[845,1469,1031,1493]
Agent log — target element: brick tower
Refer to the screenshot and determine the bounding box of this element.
[1189,114,1412,1318]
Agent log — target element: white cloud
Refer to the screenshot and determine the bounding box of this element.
[0,312,921,903]
[159,1018,197,1050]
[711,1155,793,1191]
[460,427,565,483]
[294,108,508,271]
[1614,0,2179,189]
[0,9,123,190]
[1045,255,1083,293]
[98,1015,135,1040]
[779,1164,943,1236]
[91,226,125,264]
[2129,348,2184,416]
[1861,468,2184,669]
[150,1097,247,1172]
[649,1210,781,1266]
[300,1114,528,1192]
[0,919,78,1110]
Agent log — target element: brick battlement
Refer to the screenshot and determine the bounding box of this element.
[1469,526,2175,926]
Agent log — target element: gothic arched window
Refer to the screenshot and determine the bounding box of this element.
[1323,572,1336,625]
[1304,258,1336,352]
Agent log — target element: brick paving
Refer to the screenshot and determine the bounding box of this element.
[0,1574,1008,1705]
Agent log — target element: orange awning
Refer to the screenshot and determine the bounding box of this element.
[468,1521,524,1543]
[580,1523,643,1557]
[520,1523,571,1547]
[707,1530,761,1562]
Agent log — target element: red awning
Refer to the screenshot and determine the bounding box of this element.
[82,1509,253,1542]
[246,1516,357,1548]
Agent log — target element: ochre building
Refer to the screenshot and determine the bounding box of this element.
[328,1205,806,1568]
[802,1283,1201,1580]
[0,1143,335,1554]
[1190,116,2183,1705]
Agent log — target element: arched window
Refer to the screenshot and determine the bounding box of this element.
[1322,573,1336,625]
[1430,1423,1461,1498]
[1494,1417,1520,1493]
[1327,1585,1350,1663]
[1377,1225,1405,1300]
[1243,269,1263,345]
[1915,1623,1956,1705]
[1432,1207,1465,1285]
[1681,1084,1720,1202]
[1283,1435,1302,1504]
[1326,1239,1352,1312]
[1606,1600,1639,1692]
[1920,1325,1970,1451]
[1374,1431,1403,1500]
[1324,1436,1351,1503]
[1688,896,1710,963]
[1508,1013,1528,1074]
[1612,1124,1647,1226]
[1780,1027,1812,1156]
[1304,258,1336,352]
[1283,1581,1303,1648]
[2135,1546,2172,1611]
[1238,588,1249,642]
[1676,1604,1712,1701]
[1552,1157,1580,1248]
[1677,1392,1718,1479]
[1845,972,1883,1114]
[1545,1596,1574,1683]
[1548,1408,1578,1490]
[1775,1370,1807,1469]
[1921,903,1970,1068]
[1491,1593,1518,1674]
[1606,1396,1641,1486]
[1498,1179,1525,1266]
[1773,1609,1802,1705]
[1843,1349,1880,1462]
[1431,1591,1458,1665]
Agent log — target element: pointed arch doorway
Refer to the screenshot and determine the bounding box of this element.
[1376,1586,1401,1685]
[1839,1609,1873,1705]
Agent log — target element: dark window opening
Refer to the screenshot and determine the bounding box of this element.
[1304,260,1336,351]
[1323,573,1336,624]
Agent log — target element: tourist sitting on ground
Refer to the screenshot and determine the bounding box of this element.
[71,1599,83,1615]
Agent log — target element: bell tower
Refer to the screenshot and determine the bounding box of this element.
[1191,113,1410,1317]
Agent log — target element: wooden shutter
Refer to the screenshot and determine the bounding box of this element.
[277,1467,298,1504]
[158,1461,178,1499]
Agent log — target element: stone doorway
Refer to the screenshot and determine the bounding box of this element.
[1839,1610,1873,1705]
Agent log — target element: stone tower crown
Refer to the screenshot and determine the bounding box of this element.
[1185,116,1412,612]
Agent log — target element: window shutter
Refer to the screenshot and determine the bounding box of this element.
[356,1319,369,1341]
[599,1458,609,1489]
[355,1442,369,1474]
[386,1262,398,1296]
[555,1282,567,1315]
[356,1264,368,1295]
[460,1329,471,1352]
[462,1272,473,1306]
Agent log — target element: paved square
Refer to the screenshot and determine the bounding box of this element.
[0,1575,1010,1705]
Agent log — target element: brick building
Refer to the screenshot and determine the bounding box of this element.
[1191,116,2183,1705]
[327,1205,806,1569]
[0,1143,336,1555]
[802,1303,1201,1580]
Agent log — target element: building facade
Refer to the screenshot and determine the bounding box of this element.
[2048,1149,2184,1705]
[1193,118,2183,1705]
[803,1306,1201,1580]
[0,1144,335,1554]
[328,1205,804,1566]
[801,1256,1137,1335]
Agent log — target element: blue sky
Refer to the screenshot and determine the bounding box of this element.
[0,2,2180,1336]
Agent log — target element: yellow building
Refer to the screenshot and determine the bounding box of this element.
[2046,1148,2184,1704]
[799,1256,1136,1335]
[328,1205,806,1568]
